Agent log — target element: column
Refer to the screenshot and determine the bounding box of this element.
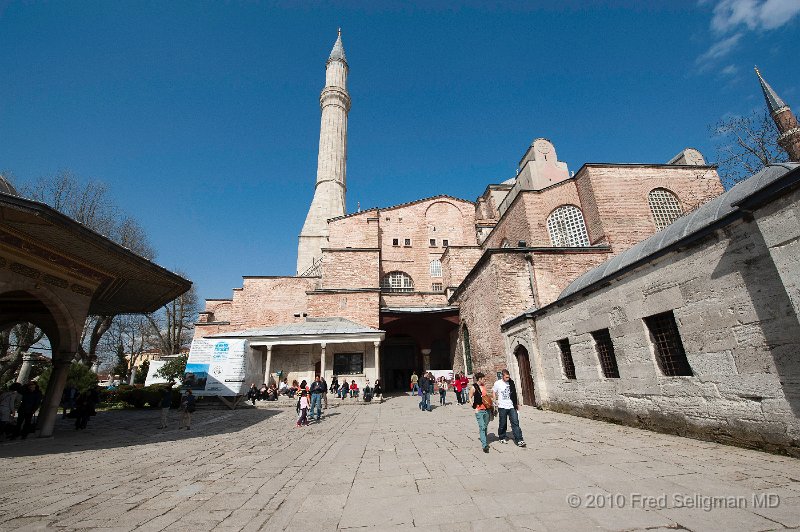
[373,341,381,384]
[16,352,38,384]
[37,355,72,438]
[320,343,327,379]
[263,345,273,385]
[421,348,431,371]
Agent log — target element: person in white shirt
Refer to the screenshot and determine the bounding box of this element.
[492,369,526,447]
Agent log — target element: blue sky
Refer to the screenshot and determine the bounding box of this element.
[1,0,798,303]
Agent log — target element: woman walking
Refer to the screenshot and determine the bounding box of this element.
[468,372,491,453]
[296,390,309,427]
[438,376,448,405]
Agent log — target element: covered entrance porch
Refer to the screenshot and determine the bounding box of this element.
[379,307,460,392]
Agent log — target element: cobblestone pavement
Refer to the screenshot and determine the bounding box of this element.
[1,394,799,531]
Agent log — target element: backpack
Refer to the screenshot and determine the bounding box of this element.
[473,383,493,410]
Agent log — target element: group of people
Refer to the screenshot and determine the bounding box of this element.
[409,369,526,453]
[0,381,42,439]
[246,383,279,404]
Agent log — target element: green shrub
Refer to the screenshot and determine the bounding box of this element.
[38,362,98,395]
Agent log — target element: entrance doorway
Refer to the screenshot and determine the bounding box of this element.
[514,345,536,406]
[382,336,419,393]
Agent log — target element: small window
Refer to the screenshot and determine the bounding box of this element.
[430,239,436,246]
[442,239,449,247]
[431,282,443,291]
[404,238,411,246]
[648,188,683,231]
[430,259,442,278]
[381,271,414,292]
[558,339,576,380]
[591,329,620,378]
[644,311,693,376]
[500,239,511,248]
[392,238,399,246]
[333,353,364,375]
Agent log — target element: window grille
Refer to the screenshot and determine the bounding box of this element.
[430,259,442,278]
[333,353,363,375]
[558,339,576,380]
[591,329,620,378]
[431,282,443,291]
[648,188,683,231]
[442,239,449,247]
[404,238,411,246]
[500,239,511,248]
[644,311,693,376]
[392,238,399,246]
[380,271,414,292]
[462,325,473,374]
[429,239,436,247]
[547,205,590,247]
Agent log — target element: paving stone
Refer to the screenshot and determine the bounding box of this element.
[1,395,799,530]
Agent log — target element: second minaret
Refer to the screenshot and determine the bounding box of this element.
[297,30,350,275]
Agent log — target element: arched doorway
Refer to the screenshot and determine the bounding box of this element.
[514,345,536,406]
[382,335,420,393]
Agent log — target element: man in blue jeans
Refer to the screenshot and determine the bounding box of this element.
[418,372,432,411]
[492,369,526,447]
[309,375,325,421]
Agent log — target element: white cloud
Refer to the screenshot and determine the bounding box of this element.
[696,33,743,66]
[711,0,800,33]
[721,64,739,75]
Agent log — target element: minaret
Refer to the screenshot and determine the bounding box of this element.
[755,67,800,161]
[297,29,351,274]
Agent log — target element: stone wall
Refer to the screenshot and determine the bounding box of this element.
[441,246,482,290]
[507,187,800,455]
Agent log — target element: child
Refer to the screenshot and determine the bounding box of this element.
[297,390,309,427]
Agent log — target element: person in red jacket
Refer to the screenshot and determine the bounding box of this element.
[349,380,359,398]
[453,374,464,404]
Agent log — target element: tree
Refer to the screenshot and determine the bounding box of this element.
[100,314,153,383]
[38,362,98,394]
[146,283,198,357]
[19,171,156,367]
[711,110,789,189]
[155,353,188,384]
[134,360,150,385]
[0,323,46,388]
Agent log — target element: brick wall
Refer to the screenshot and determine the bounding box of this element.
[321,249,379,289]
[441,246,482,289]
[531,251,613,306]
[306,290,380,329]
[328,212,379,248]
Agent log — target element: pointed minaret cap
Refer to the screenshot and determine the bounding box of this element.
[755,66,788,114]
[328,28,347,65]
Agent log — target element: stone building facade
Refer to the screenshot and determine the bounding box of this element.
[194,34,800,451]
[502,163,800,455]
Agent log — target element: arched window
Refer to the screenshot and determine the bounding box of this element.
[500,238,511,248]
[462,325,473,375]
[429,259,442,278]
[380,271,414,292]
[648,188,683,231]
[547,205,590,247]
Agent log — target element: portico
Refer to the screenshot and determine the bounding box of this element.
[207,317,385,388]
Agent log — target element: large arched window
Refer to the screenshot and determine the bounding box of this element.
[648,188,683,231]
[462,324,473,375]
[381,271,414,292]
[547,205,590,247]
[429,259,442,278]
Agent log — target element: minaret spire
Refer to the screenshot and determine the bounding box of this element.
[754,67,800,162]
[297,31,352,275]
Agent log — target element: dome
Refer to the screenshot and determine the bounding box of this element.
[0,174,18,196]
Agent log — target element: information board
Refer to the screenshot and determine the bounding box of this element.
[183,338,250,396]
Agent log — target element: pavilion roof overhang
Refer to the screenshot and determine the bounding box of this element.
[0,192,191,314]
[206,317,386,347]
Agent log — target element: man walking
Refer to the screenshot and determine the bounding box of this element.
[418,372,431,411]
[410,371,419,395]
[158,385,172,429]
[492,369,526,447]
[309,375,325,421]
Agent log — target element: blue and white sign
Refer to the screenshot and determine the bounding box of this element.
[184,338,251,396]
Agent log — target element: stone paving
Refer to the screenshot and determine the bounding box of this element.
[1,394,799,531]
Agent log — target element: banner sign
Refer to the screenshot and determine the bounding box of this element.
[144,360,169,387]
[183,338,250,396]
[429,369,454,382]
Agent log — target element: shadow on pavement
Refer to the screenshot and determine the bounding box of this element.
[0,407,283,458]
